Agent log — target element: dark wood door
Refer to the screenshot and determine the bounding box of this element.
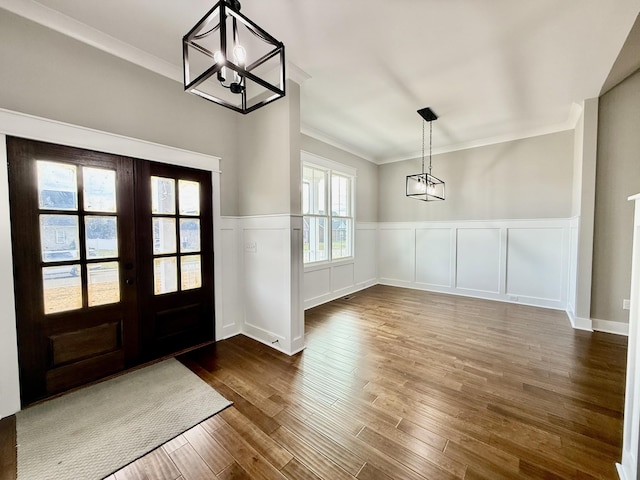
[8,138,215,406]
[7,137,138,404]
[135,161,214,359]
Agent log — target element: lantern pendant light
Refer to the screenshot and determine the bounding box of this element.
[183,0,286,114]
[406,107,445,201]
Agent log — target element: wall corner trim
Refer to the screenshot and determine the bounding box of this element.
[566,310,594,331]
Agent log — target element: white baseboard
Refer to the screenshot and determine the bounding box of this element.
[617,462,629,480]
[592,318,629,336]
[566,310,594,331]
[304,279,377,310]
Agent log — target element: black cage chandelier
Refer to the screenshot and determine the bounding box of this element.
[183,0,286,114]
[406,107,445,201]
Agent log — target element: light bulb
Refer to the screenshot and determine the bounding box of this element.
[213,50,225,64]
[416,178,426,194]
[233,45,246,64]
[213,51,226,82]
[427,183,436,196]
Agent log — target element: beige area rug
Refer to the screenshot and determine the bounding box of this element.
[16,358,231,480]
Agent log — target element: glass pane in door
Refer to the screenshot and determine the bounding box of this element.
[83,167,117,212]
[37,161,78,210]
[181,255,202,290]
[179,180,200,215]
[40,215,80,262]
[151,177,176,214]
[179,219,201,252]
[42,266,82,313]
[85,216,118,259]
[153,218,177,254]
[154,257,178,295]
[87,261,120,306]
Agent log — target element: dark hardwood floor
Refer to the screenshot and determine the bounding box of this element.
[1,285,628,479]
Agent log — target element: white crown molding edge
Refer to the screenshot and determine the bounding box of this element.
[300,124,377,164]
[287,62,311,85]
[379,116,580,165]
[0,0,183,82]
[302,103,582,166]
[2,0,310,89]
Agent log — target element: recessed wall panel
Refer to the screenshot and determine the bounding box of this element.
[507,228,564,301]
[456,228,501,293]
[379,229,414,283]
[355,228,377,284]
[416,228,452,287]
[332,263,355,292]
[304,267,331,302]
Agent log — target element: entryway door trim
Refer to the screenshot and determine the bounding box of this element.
[0,107,223,418]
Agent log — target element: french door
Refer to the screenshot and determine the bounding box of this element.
[7,137,214,405]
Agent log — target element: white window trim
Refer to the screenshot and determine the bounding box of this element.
[301,151,356,267]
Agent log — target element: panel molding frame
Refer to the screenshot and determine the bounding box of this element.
[378,218,573,311]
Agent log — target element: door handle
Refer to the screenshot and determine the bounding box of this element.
[125,278,134,285]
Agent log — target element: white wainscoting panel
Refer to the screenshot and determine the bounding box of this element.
[507,228,566,305]
[333,263,355,292]
[303,223,378,310]
[456,228,502,294]
[416,228,453,287]
[219,220,242,339]
[378,227,415,284]
[242,218,291,349]
[220,215,304,354]
[355,224,378,285]
[378,219,571,310]
[304,268,332,302]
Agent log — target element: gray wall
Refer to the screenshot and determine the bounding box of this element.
[237,81,301,216]
[378,131,574,222]
[592,68,640,324]
[0,10,241,216]
[301,135,379,223]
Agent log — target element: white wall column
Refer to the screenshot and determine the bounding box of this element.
[617,193,640,480]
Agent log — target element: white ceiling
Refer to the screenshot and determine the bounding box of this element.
[3,0,640,163]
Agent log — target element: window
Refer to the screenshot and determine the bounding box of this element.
[302,156,354,264]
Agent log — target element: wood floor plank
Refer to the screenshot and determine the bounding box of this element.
[219,407,293,469]
[137,447,181,480]
[182,424,234,474]
[168,443,217,480]
[207,423,288,480]
[216,462,252,480]
[113,461,149,480]
[270,425,357,480]
[280,457,324,480]
[0,416,16,480]
[0,285,627,480]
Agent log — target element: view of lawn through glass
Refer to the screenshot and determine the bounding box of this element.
[38,162,121,313]
[151,177,202,295]
[303,161,354,264]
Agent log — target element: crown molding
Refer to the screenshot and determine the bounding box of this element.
[287,62,311,85]
[378,117,579,165]
[1,0,183,82]
[300,124,377,164]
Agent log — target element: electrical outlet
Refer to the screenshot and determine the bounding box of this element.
[623,299,631,310]
[244,240,257,253]
[508,295,518,302]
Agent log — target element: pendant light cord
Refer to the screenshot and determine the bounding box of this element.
[421,120,425,174]
[429,120,433,176]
